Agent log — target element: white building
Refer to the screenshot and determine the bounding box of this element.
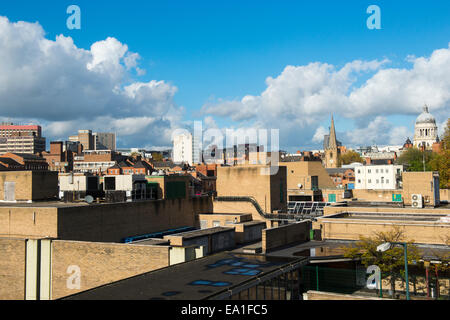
[173,132,201,165]
[355,165,403,190]
[413,105,439,150]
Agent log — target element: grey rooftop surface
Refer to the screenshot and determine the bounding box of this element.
[62,251,307,300]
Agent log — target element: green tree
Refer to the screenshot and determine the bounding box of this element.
[341,226,421,298]
[151,152,163,161]
[429,118,450,188]
[338,150,364,166]
[396,147,436,171]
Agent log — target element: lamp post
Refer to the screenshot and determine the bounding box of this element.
[376,242,410,300]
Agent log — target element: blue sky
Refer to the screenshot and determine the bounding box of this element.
[0,1,449,150]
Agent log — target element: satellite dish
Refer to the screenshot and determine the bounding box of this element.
[85,195,94,204]
[297,184,302,189]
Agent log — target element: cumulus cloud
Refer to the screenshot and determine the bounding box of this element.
[312,126,328,144]
[0,16,182,147]
[344,117,412,146]
[202,44,450,148]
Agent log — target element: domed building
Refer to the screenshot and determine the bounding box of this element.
[413,105,439,150]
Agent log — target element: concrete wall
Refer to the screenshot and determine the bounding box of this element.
[0,238,27,300]
[262,221,311,253]
[51,240,170,300]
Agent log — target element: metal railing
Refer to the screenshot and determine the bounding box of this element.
[214,197,330,221]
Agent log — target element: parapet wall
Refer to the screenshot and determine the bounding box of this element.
[0,196,213,242]
[262,221,311,253]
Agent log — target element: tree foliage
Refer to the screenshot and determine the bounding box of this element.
[338,150,364,166]
[341,226,421,297]
[151,152,163,161]
[429,118,450,188]
[396,147,435,171]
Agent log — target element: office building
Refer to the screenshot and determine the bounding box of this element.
[0,123,46,154]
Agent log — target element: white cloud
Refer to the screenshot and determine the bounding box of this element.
[312,126,328,144]
[202,44,450,148]
[344,116,413,146]
[0,16,183,147]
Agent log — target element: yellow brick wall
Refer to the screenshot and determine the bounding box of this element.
[0,207,58,239]
[315,218,450,245]
[0,238,26,300]
[281,161,336,190]
[51,240,170,299]
[0,197,213,242]
[216,165,287,213]
[0,171,57,201]
[0,171,32,201]
[262,221,310,253]
[57,197,213,242]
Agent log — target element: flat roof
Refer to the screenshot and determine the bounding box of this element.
[322,212,449,222]
[0,201,91,208]
[62,251,308,300]
[198,212,252,216]
[129,238,170,246]
[164,227,234,240]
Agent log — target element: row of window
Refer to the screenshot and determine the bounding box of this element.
[357,179,390,184]
[357,168,389,174]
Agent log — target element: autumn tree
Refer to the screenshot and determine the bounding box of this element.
[151,152,163,161]
[338,150,364,166]
[395,147,436,172]
[429,118,450,188]
[341,226,421,298]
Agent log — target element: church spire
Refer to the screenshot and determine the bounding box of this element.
[328,114,338,150]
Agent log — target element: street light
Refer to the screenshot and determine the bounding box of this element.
[377,242,410,300]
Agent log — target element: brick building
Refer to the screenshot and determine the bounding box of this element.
[0,153,49,171]
[0,124,46,154]
[42,142,75,173]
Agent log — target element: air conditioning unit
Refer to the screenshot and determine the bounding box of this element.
[411,194,423,208]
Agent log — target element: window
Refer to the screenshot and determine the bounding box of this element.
[376,169,378,173]
[376,179,379,184]
[368,169,371,173]
[368,179,372,183]
[386,179,389,184]
[213,221,220,227]
[358,179,361,183]
[357,170,361,174]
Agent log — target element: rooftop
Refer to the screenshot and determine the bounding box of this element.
[164,227,234,240]
[321,212,450,223]
[62,251,308,300]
